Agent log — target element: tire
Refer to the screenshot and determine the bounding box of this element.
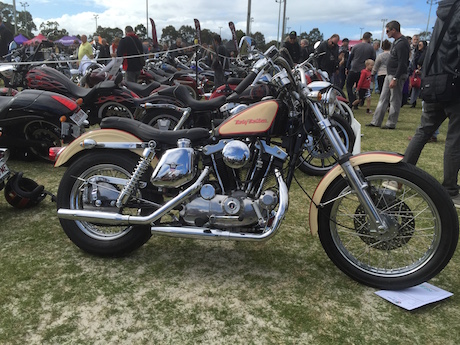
[23,120,62,161]
[332,85,347,99]
[97,101,134,120]
[141,108,182,130]
[182,84,198,100]
[298,115,356,176]
[333,100,353,125]
[57,151,161,257]
[317,162,459,289]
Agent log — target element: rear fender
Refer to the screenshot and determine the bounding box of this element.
[54,128,146,167]
[308,152,403,236]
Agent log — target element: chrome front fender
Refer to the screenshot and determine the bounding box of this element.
[308,152,403,235]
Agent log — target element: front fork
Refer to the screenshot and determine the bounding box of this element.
[310,103,390,232]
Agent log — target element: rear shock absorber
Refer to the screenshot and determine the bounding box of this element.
[116,140,156,208]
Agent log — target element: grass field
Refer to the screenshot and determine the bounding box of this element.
[1,93,459,344]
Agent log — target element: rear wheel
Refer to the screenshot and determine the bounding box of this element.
[141,109,182,130]
[57,151,162,256]
[23,120,62,161]
[97,102,134,120]
[318,162,459,289]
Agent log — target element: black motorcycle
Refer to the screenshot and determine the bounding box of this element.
[0,89,86,160]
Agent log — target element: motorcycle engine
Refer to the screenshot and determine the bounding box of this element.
[180,184,279,228]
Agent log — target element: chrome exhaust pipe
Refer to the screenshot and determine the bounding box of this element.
[150,169,288,241]
[57,167,210,225]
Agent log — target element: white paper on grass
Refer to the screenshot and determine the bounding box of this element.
[375,283,453,310]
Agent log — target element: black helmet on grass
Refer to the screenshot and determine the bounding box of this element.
[4,172,46,208]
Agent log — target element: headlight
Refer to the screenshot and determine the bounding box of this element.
[324,88,337,115]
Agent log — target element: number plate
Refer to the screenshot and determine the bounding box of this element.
[0,161,10,183]
[70,109,88,126]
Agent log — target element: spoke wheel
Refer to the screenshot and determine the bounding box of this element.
[318,162,458,289]
[57,151,162,256]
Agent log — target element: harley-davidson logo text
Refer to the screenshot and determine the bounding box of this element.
[235,118,268,125]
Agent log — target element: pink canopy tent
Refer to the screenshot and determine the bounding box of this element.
[24,34,51,46]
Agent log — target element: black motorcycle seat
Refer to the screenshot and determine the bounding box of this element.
[157,85,226,111]
[123,81,161,98]
[100,117,210,146]
[150,72,171,85]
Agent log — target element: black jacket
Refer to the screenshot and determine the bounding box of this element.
[117,34,144,72]
[316,40,339,76]
[423,0,460,78]
[0,24,14,59]
[283,40,301,63]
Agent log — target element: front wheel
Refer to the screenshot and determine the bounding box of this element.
[318,162,459,289]
[57,151,161,256]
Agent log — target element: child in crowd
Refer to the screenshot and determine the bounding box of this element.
[352,59,375,114]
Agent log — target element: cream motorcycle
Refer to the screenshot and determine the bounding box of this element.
[53,48,458,290]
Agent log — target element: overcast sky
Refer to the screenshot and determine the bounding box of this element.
[19,0,438,42]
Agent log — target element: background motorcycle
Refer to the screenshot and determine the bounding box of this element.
[52,47,458,290]
[139,43,357,176]
[0,89,85,160]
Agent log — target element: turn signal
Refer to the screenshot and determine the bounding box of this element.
[60,116,67,123]
[76,98,83,105]
[307,91,322,102]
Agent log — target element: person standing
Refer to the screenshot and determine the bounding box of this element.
[372,40,383,93]
[117,26,144,82]
[0,15,13,61]
[299,38,313,62]
[77,35,94,62]
[283,31,301,63]
[366,21,410,129]
[408,40,427,108]
[346,32,375,108]
[403,0,460,206]
[211,34,228,89]
[110,37,120,58]
[338,38,350,90]
[371,39,391,93]
[316,34,340,84]
[97,38,111,64]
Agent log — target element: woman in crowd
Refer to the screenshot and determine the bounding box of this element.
[409,40,428,108]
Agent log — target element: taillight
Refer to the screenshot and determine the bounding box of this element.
[51,95,78,111]
[49,147,65,162]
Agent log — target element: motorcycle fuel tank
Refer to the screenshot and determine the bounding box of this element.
[217,100,279,137]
